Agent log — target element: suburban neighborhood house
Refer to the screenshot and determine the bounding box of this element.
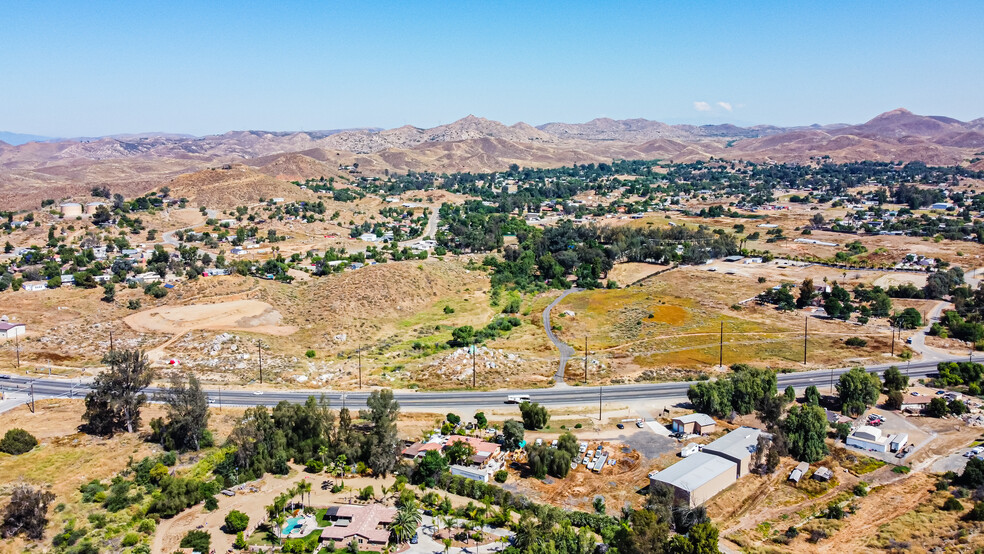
[900,393,933,412]
[319,504,395,551]
[0,321,26,339]
[671,413,717,435]
[649,426,766,507]
[402,434,503,482]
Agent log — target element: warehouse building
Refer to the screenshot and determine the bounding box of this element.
[701,426,765,477]
[649,453,738,507]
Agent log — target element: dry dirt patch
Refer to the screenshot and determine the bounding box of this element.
[124,299,296,336]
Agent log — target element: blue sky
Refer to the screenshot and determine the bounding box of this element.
[1,1,982,137]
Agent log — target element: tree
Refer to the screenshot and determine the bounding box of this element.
[882,366,908,392]
[414,450,448,487]
[804,385,821,406]
[390,499,422,543]
[234,531,247,549]
[961,457,984,488]
[445,440,477,466]
[446,413,461,425]
[224,510,249,533]
[362,389,400,477]
[152,374,211,451]
[781,405,828,462]
[0,429,38,455]
[502,420,525,450]
[783,386,796,403]
[101,281,115,303]
[927,397,949,418]
[892,308,923,330]
[180,529,211,552]
[474,412,487,428]
[1,484,55,539]
[836,367,880,417]
[614,509,669,554]
[519,401,549,430]
[730,366,777,415]
[83,349,154,435]
[668,521,721,554]
[797,278,815,309]
[886,390,904,410]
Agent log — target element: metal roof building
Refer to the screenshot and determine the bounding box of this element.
[702,426,765,477]
[649,452,738,507]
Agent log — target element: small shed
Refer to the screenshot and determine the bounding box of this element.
[672,413,717,435]
[812,467,834,481]
[788,461,809,483]
[890,433,909,453]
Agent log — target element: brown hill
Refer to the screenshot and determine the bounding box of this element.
[1,109,982,210]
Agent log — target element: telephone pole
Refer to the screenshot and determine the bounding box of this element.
[110,330,114,352]
[584,337,588,384]
[598,385,603,421]
[890,323,895,357]
[472,340,477,389]
[14,332,20,369]
[358,344,362,390]
[257,340,263,384]
[29,381,35,413]
[803,317,808,365]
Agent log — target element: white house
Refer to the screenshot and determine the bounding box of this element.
[22,281,47,292]
[0,322,26,339]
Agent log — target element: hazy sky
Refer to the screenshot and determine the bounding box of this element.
[2,1,982,137]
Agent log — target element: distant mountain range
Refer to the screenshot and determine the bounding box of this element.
[1,109,982,210]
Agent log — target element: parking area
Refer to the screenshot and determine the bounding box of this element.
[846,408,935,463]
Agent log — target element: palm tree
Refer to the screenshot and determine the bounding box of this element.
[318,445,330,467]
[274,513,286,545]
[442,538,452,554]
[297,480,312,507]
[388,499,422,544]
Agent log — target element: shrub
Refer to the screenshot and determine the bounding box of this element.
[943,496,964,511]
[305,459,324,473]
[494,470,508,483]
[225,510,249,533]
[121,532,140,547]
[574,423,582,429]
[966,501,984,521]
[180,530,211,552]
[893,466,911,474]
[0,428,38,455]
[845,337,867,347]
[234,531,247,549]
[204,496,218,511]
[853,482,869,497]
[305,349,316,358]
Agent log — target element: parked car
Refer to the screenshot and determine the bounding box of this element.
[410,533,418,544]
[636,420,645,428]
[616,423,625,429]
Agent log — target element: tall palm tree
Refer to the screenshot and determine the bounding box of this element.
[318,445,329,467]
[389,501,422,544]
[442,538,452,554]
[297,481,312,507]
[274,513,286,545]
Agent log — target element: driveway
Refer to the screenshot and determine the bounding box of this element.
[542,288,582,383]
[405,515,513,554]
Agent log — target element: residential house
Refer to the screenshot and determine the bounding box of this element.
[788,461,809,483]
[0,322,26,339]
[900,393,932,412]
[319,504,396,550]
[21,281,47,292]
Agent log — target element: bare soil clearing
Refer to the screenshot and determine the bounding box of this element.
[124,299,295,336]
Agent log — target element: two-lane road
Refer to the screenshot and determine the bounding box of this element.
[0,355,964,412]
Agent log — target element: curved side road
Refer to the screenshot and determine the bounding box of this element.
[542,288,582,383]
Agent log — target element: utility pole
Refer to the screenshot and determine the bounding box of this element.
[719,322,724,368]
[257,340,263,384]
[29,381,35,413]
[14,332,20,369]
[472,339,477,389]
[829,366,835,396]
[598,385,603,421]
[110,330,114,352]
[890,322,895,357]
[358,344,362,390]
[584,336,588,384]
[803,317,808,365]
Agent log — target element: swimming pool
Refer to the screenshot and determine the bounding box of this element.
[283,516,304,535]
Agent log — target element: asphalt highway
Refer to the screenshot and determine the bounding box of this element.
[0,356,961,411]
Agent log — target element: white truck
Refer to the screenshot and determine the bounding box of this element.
[506,394,531,404]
